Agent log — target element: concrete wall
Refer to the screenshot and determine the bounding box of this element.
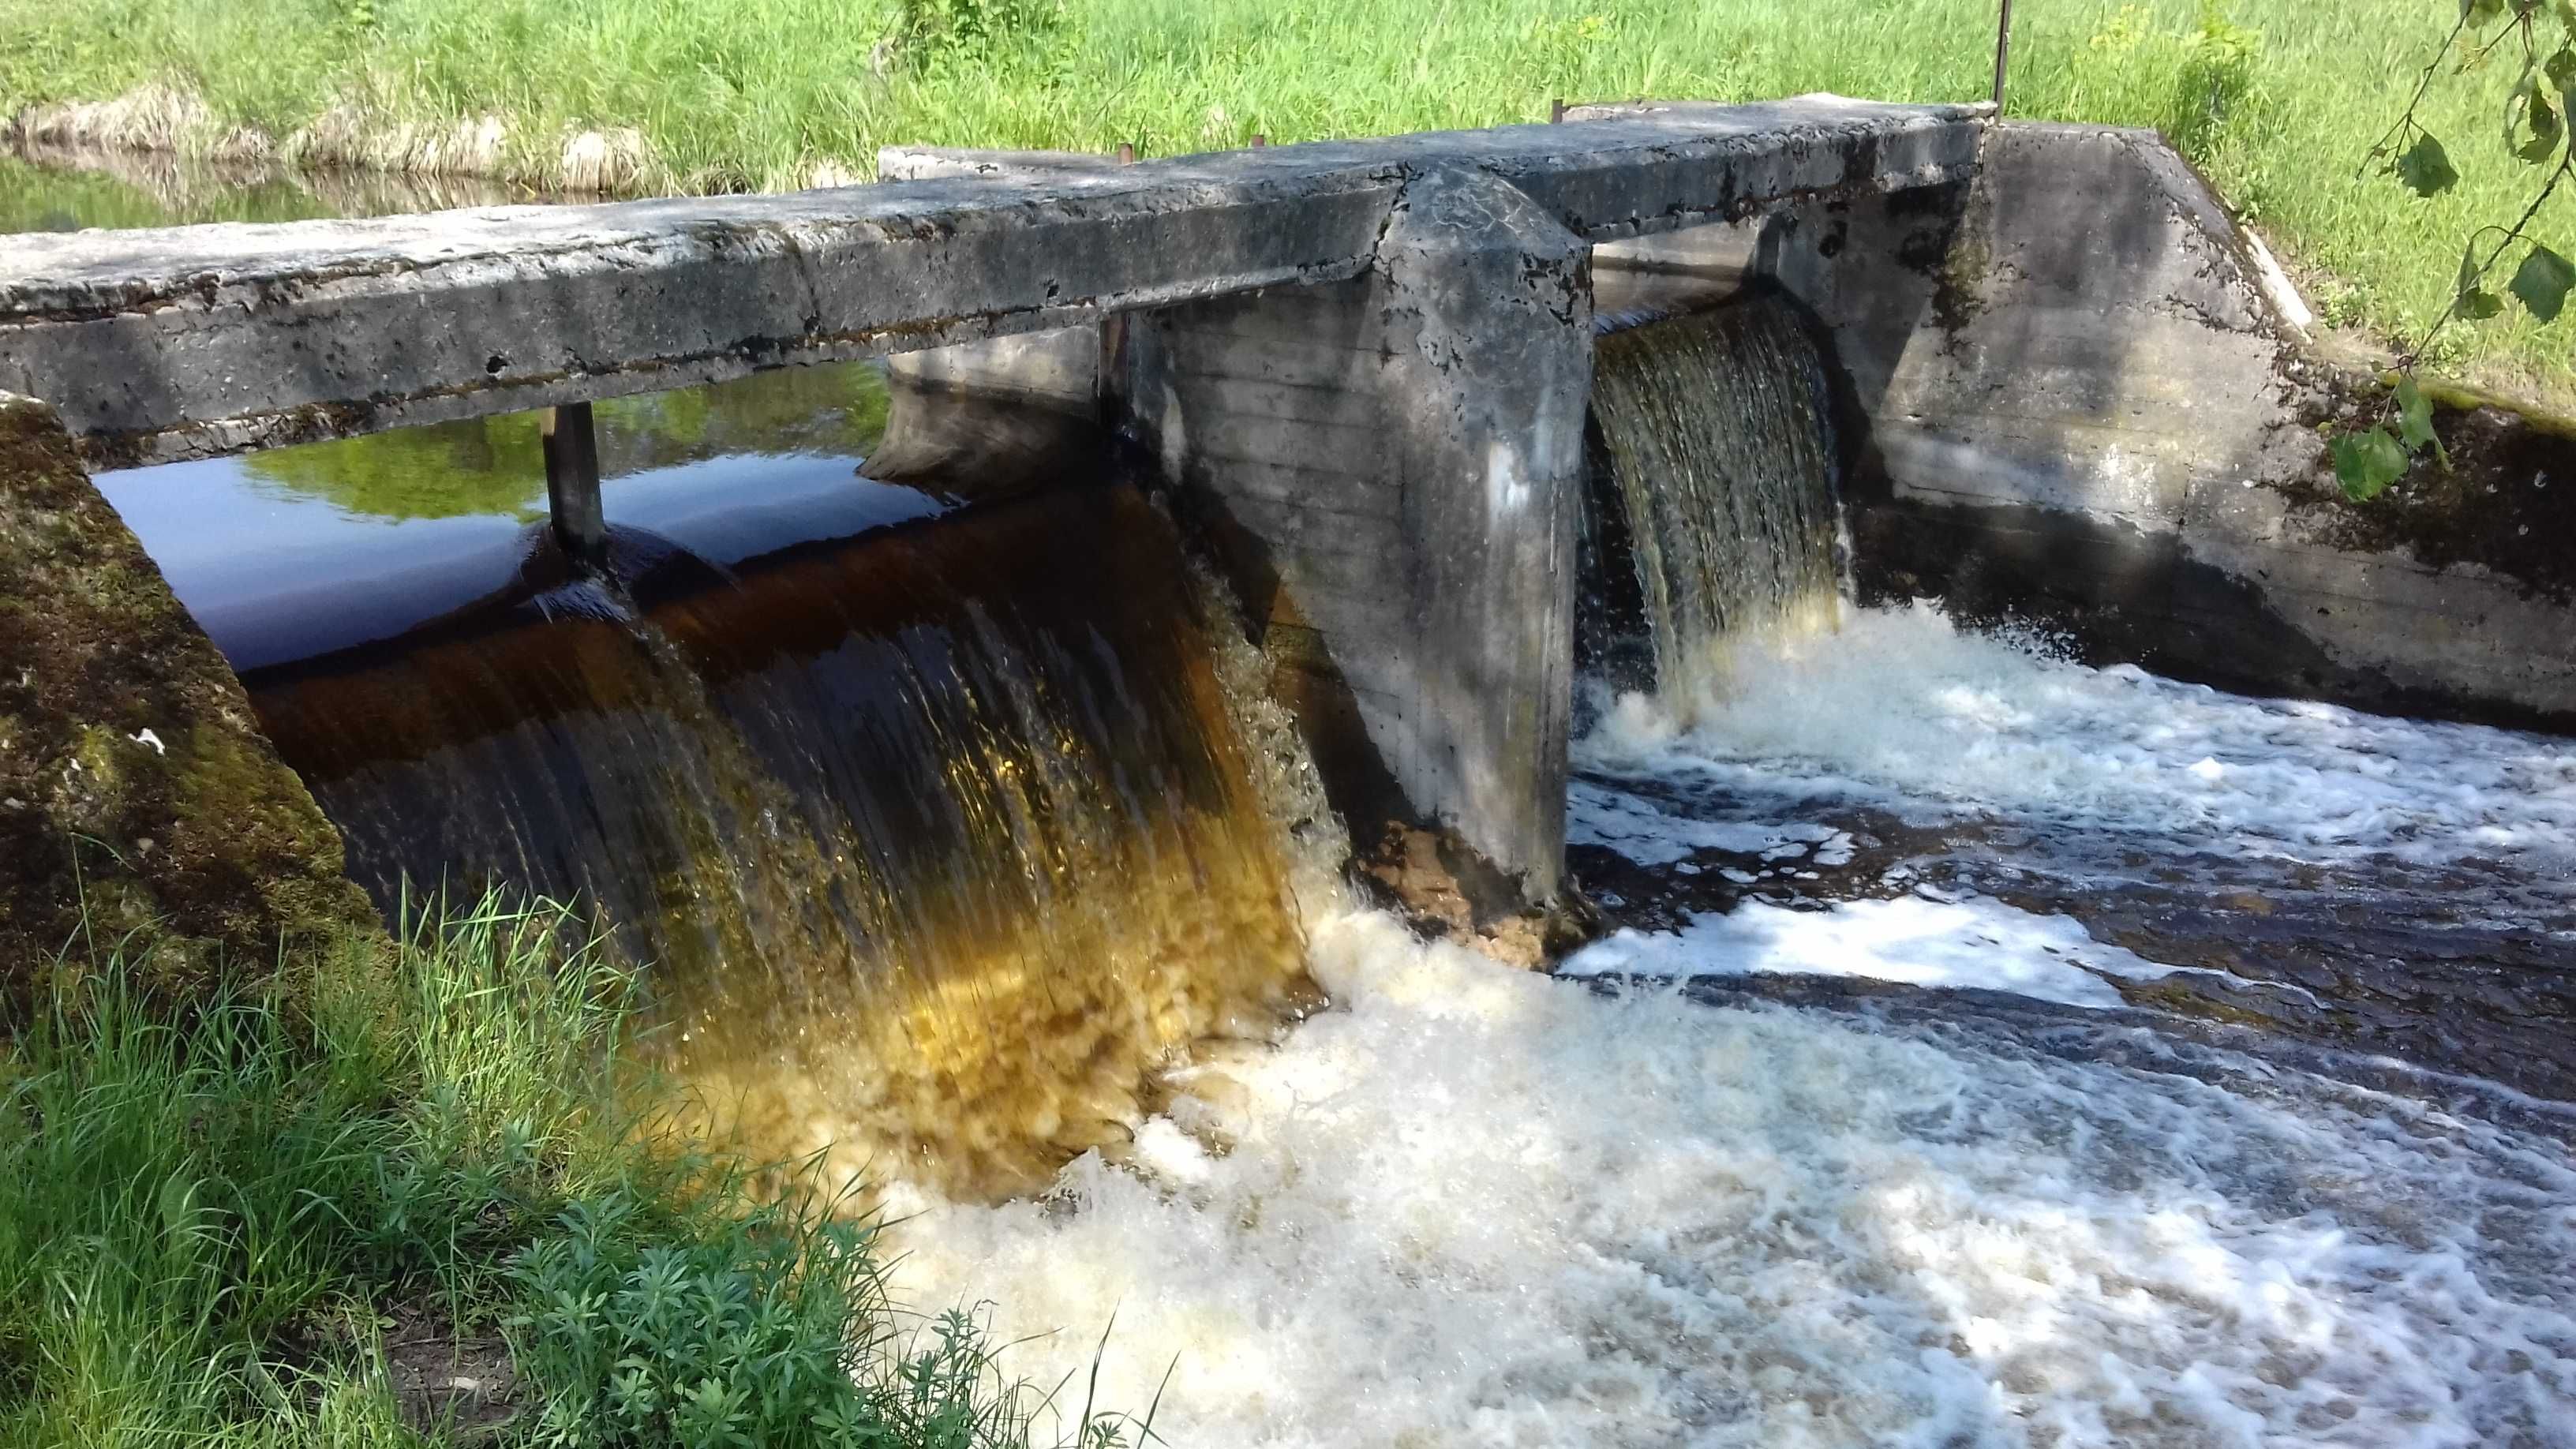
[1121,166,1592,926]
[1630,120,2576,728]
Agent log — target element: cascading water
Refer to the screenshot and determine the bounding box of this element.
[245,483,1319,1199]
[1586,296,1845,695]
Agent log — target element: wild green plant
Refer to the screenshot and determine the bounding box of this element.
[0,893,1116,1447]
[2335,0,2576,497]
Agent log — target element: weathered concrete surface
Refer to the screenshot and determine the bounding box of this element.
[882,328,1099,411]
[1677,119,2576,725]
[1121,165,1593,922]
[0,96,1979,467]
[0,392,382,1007]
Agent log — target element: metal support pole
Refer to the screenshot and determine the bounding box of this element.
[1992,0,2015,113]
[540,402,605,564]
[1116,141,1136,165]
[1549,98,1567,124]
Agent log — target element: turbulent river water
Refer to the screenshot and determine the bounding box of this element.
[21,156,2576,1447]
[886,606,2576,1449]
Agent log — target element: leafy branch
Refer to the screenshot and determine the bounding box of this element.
[2343,0,2576,500]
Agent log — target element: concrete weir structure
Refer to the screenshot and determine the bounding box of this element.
[0,96,1983,945]
[12,95,2573,965]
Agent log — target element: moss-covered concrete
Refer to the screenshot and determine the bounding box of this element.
[0,391,383,1010]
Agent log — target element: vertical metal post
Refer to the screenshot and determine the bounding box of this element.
[540,402,605,564]
[1992,0,2015,113]
[1116,141,1136,165]
[1550,98,1567,123]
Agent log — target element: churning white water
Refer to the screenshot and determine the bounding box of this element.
[887,605,2576,1447]
[1578,601,2576,876]
[891,913,2576,1448]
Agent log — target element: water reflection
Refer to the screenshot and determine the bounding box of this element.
[0,140,558,234]
[99,363,919,670]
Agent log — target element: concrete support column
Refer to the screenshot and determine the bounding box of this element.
[1130,165,1593,910]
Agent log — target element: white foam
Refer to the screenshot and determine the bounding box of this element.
[891,912,2576,1448]
[1562,893,2188,1010]
[1577,601,2576,872]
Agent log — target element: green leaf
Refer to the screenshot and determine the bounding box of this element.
[2332,426,2411,501]
[2520,88,2567,160]
[2466,0,2507,22]
[2458,285,2507,320]
[2548,45,2576,90]
[2395,133,2460,196]
[2395,376,2440,448]
[2511,242,2576,320]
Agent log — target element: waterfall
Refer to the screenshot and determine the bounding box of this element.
[246,485,1315,1199]
[1585,296,1844,696]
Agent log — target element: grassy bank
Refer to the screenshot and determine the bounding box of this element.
[0,897,1122,1447]
[2,0,2570,395]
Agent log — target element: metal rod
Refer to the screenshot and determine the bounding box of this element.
[539,401,605,564]
[1992,0,2015,112]
[1550,98,1567,124]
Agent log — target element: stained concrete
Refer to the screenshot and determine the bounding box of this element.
[1612,119,2576,728]
[0,391,381,1005]
[0,96,1979,467]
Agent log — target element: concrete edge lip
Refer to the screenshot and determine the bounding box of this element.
[0,96,1979,295]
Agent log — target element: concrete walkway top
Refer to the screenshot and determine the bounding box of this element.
[0,96,1983,466]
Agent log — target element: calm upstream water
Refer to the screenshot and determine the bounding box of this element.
[20,159,2576,1447]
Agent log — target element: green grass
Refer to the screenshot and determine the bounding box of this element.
[0,896,1134,1447]
[1,0,2570,394]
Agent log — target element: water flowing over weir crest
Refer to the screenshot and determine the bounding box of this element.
[245,485,1319,1198]
[1585,297,1846,697]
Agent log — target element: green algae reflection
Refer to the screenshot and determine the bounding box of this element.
[241,366,893,522]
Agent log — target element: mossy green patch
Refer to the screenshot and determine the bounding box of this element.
[0,391,384,1017]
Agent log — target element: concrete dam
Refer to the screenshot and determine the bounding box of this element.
[9,92,2576,1440]
[13,95,2571,942]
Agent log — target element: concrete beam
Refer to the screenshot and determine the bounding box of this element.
[0,96,1980,466]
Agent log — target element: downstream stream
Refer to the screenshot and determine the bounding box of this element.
[17,150,2576,1448]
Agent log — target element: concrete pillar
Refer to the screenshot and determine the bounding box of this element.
[1128,165,1593,911]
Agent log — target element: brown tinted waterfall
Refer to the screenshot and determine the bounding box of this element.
[247,485,1314,1199]
[1587,297,1844,694]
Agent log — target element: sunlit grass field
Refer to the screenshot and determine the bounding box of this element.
[3,0,2570,390]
